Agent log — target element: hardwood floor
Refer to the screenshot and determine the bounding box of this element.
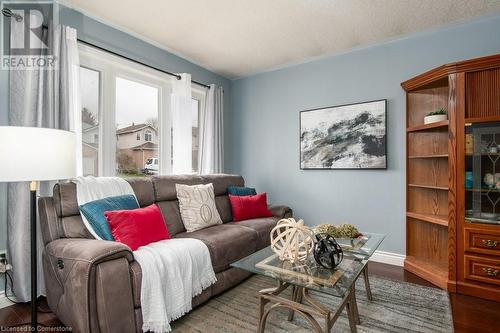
[0,262,499,332]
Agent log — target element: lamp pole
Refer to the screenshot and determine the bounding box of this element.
[30,180,38,330]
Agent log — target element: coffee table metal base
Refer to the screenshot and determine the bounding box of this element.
[257,282,359,333]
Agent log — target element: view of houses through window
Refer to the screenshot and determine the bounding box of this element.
[115,77,159,177]
[79,48,203,177]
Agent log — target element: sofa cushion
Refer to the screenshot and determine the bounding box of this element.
[105,204,170,251]
[126,178,155,207]
[173,224,258,273]
[60,215,93,239]
[53,182,79,217]
[155,200,186,236]
[229,193,273,222]
[228,217,278,250]
[176,183,223,232]
[227,186,257,196]
[202,174,244,196]
[215,195,233,223]
[53,179,154,219]
[80,194,139,241]
[152,175,206,201]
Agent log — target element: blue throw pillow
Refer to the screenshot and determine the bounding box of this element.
[227,186,257,196]
[79,194,139,241]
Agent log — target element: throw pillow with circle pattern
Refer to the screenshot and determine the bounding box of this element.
[176,183,223,232]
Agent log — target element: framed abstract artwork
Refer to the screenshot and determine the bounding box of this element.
[300,99,387,169]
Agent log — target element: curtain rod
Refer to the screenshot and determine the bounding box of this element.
[1,8,211,89]
[77,39,211,89]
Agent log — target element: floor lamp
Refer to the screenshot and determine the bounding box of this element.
[0,126,76,330]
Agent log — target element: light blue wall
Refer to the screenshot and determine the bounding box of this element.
[228,15,500,254]
[0,5,231,292]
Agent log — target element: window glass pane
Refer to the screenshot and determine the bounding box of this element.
[115,77,159,177]
[192,99,200,173]
[80,67,100,176]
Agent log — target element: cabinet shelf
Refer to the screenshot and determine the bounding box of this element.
[465,153,500,156]
[465,116,500,124]
[406,212,448,227]
[408,184,449,191]
[407,120,449,132]
[404,256,449,289]
[465,188,499,193]
[408,154,448,159]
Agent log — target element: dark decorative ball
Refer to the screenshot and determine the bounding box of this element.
[313,233,343,269]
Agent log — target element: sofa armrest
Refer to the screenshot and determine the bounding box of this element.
[44,239,136,333]
[268,205,293,219]
[45,238,133,264]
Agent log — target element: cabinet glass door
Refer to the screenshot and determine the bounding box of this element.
[465,122,500,224]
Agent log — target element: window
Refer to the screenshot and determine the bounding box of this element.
[80,67,100,176]
[115,77,159,177]
[79,43,205,177]
[144,130,153,142]
[191,98,200,173]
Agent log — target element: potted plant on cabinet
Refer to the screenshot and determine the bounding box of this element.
[424,108,447,124]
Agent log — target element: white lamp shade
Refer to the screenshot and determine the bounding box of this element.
[0,126,77,182]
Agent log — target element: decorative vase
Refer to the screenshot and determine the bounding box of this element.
[423,114,447,124]
[270,218,314,263]
[313,233,343,269]
[484,173,495,188]
[465,171,473,189]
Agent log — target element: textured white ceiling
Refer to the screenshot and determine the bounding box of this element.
[63,0,500,79]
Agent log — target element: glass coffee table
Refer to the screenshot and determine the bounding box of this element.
[231,232,385,333]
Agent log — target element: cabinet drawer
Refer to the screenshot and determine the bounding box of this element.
[464,255,500,286]
[464,228,500,256]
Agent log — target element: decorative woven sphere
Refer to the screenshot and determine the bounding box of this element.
[270,218,314,263]
[313,233,343,269]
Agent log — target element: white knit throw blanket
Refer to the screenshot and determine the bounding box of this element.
[133,239,217,333]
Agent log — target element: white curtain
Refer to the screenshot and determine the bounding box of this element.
[8,19,82,301]
[171,73,193,174]
[199,84,224,174]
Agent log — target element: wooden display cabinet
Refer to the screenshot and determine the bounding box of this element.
[402,54,500,301]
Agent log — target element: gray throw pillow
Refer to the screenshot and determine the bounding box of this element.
[176,183,223,232]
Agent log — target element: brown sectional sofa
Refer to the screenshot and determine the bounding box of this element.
[38,174,292,332]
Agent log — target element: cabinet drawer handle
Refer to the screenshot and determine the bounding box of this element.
[482,267,499,277]
[481,239,499,248]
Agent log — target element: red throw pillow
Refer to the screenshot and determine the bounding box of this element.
[229,193,274,222]
[104,204,170,251]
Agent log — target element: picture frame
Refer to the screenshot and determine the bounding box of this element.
[300,99,387,170]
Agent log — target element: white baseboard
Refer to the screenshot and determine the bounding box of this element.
[369,250,405,267]
[0,291,15,309]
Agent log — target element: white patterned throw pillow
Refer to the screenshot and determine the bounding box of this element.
[176,183,223,232]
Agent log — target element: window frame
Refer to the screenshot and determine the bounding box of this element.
[79,43,175,176]
[79,64,104,176]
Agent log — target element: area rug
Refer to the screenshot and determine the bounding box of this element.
[171,274,453,333]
